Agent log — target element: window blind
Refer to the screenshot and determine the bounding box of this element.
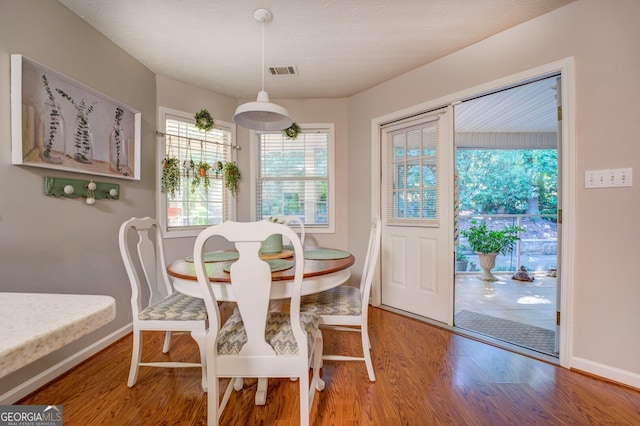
[164,116,232,229]
[256,130,329,227]
[385,117,440,226]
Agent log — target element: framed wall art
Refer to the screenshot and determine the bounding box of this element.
[10,54,141,180]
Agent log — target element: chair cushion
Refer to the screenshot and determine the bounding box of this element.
[300,285,362,316]
[216,311,320,356]
[138,292,207,321]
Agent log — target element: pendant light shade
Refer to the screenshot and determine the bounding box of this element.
[233,9,292,131]
[233,91,292,131]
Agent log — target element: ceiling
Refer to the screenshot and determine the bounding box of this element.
[57,0,574,100]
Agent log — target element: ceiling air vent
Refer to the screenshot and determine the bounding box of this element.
[268,66,297,76]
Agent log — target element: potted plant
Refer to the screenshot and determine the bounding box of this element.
[460,220,525,281]
[183,158,195,178]
[455,247,469,272]
[191,161,211,192]
[222,161,241,196]
[194,108,215,132]
[161,156,180,198]
[283,122,301,139]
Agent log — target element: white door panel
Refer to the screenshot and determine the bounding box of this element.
[380,108,453,324]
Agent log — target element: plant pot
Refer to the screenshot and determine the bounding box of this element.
[261,234,283,254]
[477,252,498,281]
[455,260,469,272]
[199,168,207,177]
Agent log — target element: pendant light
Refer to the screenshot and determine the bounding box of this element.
[233,9,293,131]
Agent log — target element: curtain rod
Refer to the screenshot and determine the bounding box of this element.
[155,131,241,150]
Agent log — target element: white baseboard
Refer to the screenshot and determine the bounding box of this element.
[0,324,132,404]
[571,356,640,390]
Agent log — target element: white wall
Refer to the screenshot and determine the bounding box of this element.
[0,0,156,399]
[348,0,640,386]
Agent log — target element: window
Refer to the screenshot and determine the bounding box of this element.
[158,107,235,237]
[384,115,440,225]
[253,124,334,232]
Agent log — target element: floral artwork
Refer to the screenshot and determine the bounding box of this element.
[10,55,141,180]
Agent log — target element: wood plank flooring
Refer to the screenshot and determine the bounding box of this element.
[19,308,640,425]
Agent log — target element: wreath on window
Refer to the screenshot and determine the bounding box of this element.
[194,108,215,132]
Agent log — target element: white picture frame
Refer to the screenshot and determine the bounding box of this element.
[11,54,141,180]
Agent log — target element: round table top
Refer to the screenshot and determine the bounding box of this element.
[166,247,355,283]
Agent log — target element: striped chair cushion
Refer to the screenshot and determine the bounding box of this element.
[217,311,320,356]
[138,292,208,321]
[300,285,362,316]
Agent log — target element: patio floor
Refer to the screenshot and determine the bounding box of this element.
[454,272,557,332]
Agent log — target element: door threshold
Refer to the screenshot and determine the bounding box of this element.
[379,305,560,365]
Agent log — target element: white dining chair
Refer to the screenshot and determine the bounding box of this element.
[300,216,381,381]
[119,217,208,390]
[193,220,324,426]
[274,215,306,246]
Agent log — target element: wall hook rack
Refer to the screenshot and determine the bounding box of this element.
[45,176,119,205]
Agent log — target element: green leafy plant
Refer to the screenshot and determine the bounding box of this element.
[161,156,180,198]
[223,161,241,196]
[268,216,285,224]
[456,248,468,261]
[183,159,195,178]
[191,161,212,192]
[460,220,525,255]
[56,88,97,163]
[194,108,214,132]
[41,74,62,160]
[283,122,301,139]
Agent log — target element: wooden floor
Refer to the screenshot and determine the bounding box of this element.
[20,308,640,425]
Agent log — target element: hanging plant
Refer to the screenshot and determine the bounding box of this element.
[191,161,212,193]
[161,156,180,198]
[183,158,195,178]
[283,122,301,139]
[214,160,224,178]
[223,161,241,196]
[194,108,215,132]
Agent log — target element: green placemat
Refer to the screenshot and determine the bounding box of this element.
[185,251,239,263]
[303,249,350,260]
[223,259,293,273]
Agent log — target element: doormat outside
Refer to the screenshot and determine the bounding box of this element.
[455,310,557,356]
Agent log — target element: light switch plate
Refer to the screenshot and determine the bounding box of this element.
[585,168,632,188]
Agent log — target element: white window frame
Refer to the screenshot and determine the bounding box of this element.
[250,123,335,233]
[157,106,236,238]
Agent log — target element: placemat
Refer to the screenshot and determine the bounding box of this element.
[223,259,294,273]
[185,251,239,263]
[303,249,351,260]
[260,249,294,260]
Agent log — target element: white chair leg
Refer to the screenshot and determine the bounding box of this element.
[206,356,219,426]
[191,330,208,392]
[298,372,310,426]
[233,377,244,391]
[128,330,143,387]
[255,378,268,405]
[361,328,376,382]
[162,331,172,353]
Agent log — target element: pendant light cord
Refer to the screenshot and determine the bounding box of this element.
[261,17,265,92]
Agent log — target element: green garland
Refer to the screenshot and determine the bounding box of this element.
[194,108,215,131]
